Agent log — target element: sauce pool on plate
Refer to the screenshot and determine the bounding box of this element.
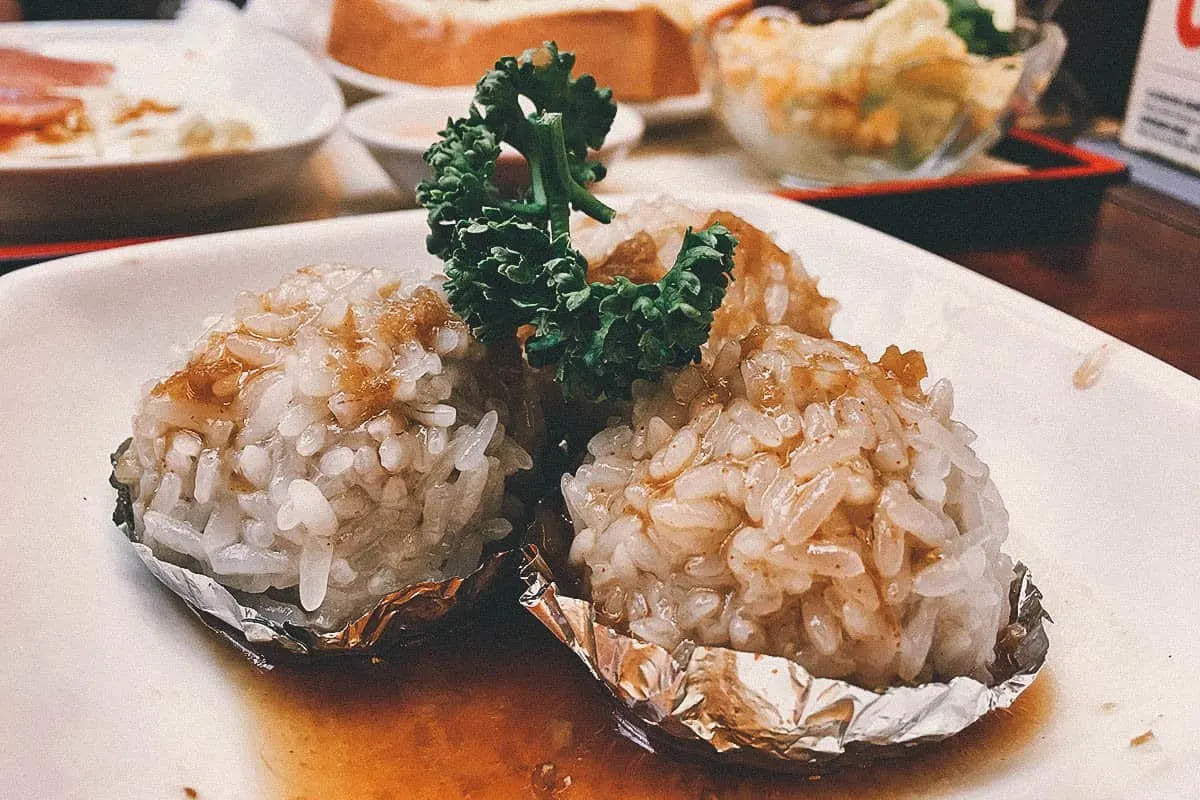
[227,606,1053,799]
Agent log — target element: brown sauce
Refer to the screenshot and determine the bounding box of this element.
[0,124,28,152]
[876,346,928,391]
[330,287,461,424]
[328,306,395,422]
[233,606,1054,799]
[151,285,462,430]
[377,286,459,352]
[0,105,91,152]
[112,98,179,125]
[587,231,663,285]
[0,117,88,150]
[706,211,792,290]
[35,107,91,144]
[153,350,254,410]
[704,210,836,346]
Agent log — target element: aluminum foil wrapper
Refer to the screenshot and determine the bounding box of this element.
[519,546,1050,771]
[110,446,515,665]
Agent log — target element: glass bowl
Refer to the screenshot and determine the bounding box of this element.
[699,8,1067,186]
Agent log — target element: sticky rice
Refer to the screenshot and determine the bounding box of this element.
[112,264,536,630]
[574,197,838,348]
[563,325,1013,688]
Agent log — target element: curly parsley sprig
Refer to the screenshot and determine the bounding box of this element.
[417,43,738,401]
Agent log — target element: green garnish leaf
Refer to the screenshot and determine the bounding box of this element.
[526,224,738,401]
[417,43,738,401]
[443,210,586,343]
[416,112,502,260]
[475,42,616,162]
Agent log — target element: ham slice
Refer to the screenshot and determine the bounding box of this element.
[0,87,83,128]
[0,46,114,91]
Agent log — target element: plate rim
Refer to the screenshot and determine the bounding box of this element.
[2,193,1196,404]
[323,54,711,126]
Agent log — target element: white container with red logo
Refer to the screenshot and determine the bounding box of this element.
[1122,0,1200,173]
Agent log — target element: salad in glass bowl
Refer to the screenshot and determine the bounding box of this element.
[700,0,1066,185]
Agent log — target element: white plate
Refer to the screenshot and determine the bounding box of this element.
[325,56,710,127]
[1,195,1198,798]
[0,21,344,234]
[342,89,645,205]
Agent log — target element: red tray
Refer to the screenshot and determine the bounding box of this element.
[0,235,184,270]
[774,129,1129,249]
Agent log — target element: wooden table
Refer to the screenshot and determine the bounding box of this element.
[937,185,1200,379]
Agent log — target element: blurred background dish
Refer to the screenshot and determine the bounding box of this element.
[321,0,738,124]
[700,0,1066,185]
[0,19,342,235]
[326,55,711,128]
[343,88,645,205]
[327,0,703,100]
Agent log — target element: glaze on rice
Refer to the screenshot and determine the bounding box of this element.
[563,326,1013,689]
[113,264,536,630]
[574,197,838,350]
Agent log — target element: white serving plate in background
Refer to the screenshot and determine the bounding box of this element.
[325,56,710,127]
[1,195,1198,797]
[0,21,343,234]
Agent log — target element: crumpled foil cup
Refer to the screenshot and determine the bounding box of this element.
[128,541,514,665]
[519,545,1050,771]
[110,450,516,665]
